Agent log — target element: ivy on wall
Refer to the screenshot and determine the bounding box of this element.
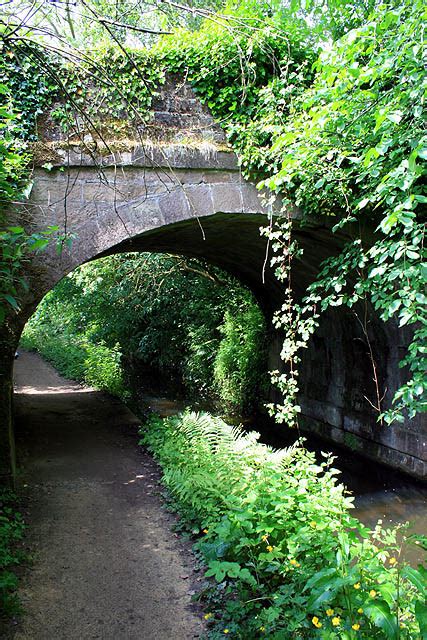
[0,44,62,325]
[258,0,426,424]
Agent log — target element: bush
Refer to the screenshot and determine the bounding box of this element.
[213,307,266,415]
[83,342,126,398]
[0,490,25,621]
[21,328,126,399]
[140,411,427,639]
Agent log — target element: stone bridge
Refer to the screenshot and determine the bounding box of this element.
[0,77,425,482]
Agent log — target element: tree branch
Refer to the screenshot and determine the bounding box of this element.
[97,16,172,36]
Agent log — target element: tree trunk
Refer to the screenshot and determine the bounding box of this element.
[0,321,19,486]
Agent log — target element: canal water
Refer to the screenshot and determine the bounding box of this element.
[139,393,426,565]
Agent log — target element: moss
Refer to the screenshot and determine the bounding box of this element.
[31,135,233,165]
[31,142,63,166]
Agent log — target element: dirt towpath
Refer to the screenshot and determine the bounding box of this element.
[10,351,204,640]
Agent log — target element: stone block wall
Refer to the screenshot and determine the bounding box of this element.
[297,309,426,478]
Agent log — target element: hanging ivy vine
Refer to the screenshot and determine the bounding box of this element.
[259,0,426,425]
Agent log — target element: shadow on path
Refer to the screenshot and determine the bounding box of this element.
[9,351,204,640]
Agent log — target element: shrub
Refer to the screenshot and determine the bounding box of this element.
[0,490,25,621]
[140,411,427,639]
[21,327,126,399]
[213,307,266,415]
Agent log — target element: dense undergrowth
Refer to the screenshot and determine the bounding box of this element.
[0,489,25,623]
[22,253,267,416]
[141,411,427,639]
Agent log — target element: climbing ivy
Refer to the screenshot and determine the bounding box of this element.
[259,0,426,424]
[0,45,60,324]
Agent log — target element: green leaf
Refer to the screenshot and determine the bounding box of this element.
[386,111,403,124]
[29,238,49,251]
[402,566,427,595]
[7,226,24,234]
[303,567,337,592]
[357,198,370,210]
[406,250,420,260]
[415,601,427,639]
[3,294,20,311]
[306,588,336,610]
[388,299,401,314]
[364,600,398,639]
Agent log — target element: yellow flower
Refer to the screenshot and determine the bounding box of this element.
[389,557,397,565]
[266,545,274,552]
[310,521,317,528]
[332,617,340,627]
[369,590,377,598]
[223,630,229,634]
[312,616,322,629]
[259,627,265,632]
[357,608,364,614]
[353,582,361,589]
[203,529,209,534]
[352,623,360,631]
[326,609,334,617]
[204,613,213,620]
[289,558,300,567]
[261,534,269,542]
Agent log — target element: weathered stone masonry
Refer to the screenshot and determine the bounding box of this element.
[0,76,425,483]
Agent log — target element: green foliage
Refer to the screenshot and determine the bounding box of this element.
[154,14,314,180]
[48,47,164,135]
[258,0,426,425]
[0,51,59,325]
[22,253,267,413]
[0,489,25,620]
[0,225,60,325]
[22,318,126,399]
[214,307,265,413]
[0,87,28,201]
[0,44,59,140]
[141,411,426,638]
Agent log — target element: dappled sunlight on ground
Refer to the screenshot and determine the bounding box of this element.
[15,384,95,395]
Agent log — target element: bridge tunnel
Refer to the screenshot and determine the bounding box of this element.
[0,71,425,481]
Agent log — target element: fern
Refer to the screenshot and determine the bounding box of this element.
[140,411,300,528]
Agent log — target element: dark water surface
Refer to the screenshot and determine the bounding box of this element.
[141,394,426,565]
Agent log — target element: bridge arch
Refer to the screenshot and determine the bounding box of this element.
[1,79,424,483]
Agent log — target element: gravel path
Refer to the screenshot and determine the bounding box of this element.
[10,351,204,640]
